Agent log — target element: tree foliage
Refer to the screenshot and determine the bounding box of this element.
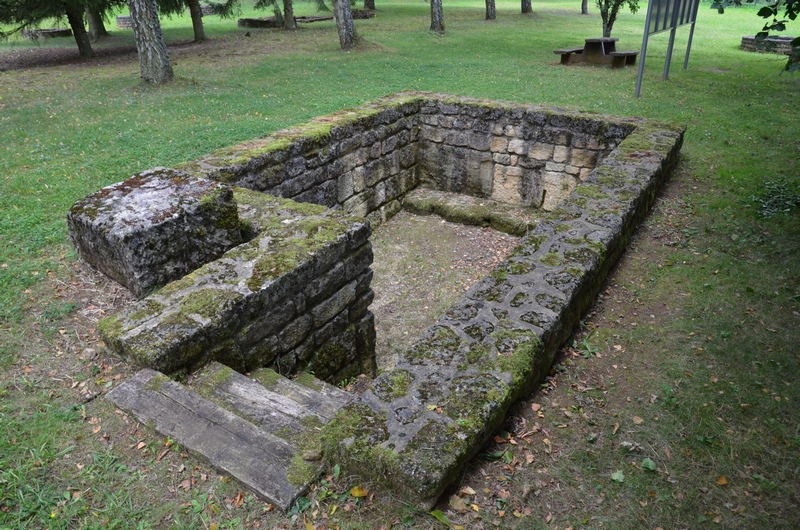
[595,0,638,37]
[712,0,799,72]
[0,0,121,56]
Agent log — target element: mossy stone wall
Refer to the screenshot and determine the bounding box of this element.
[99,189,376,382]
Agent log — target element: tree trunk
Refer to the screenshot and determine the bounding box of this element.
[65,4,93,57]
[521,0,532,14]
[332,0,357,49]
[127,0,174,84]
[85,8,109,40]
[581,0,588,14]
[485,0,496,20]
[430,0,444,32]
[186,0,206,42]
[364,0,375,10]
[283,0,296,29]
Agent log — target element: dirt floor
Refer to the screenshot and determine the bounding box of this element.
[371,210,520,369]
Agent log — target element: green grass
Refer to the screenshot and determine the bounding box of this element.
[1,0,799,527]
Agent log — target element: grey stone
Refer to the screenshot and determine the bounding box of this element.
[67,168,242,299]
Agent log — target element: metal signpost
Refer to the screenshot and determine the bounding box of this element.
[636,0,702,97]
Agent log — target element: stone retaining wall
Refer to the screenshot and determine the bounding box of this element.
[416,98,631,209]
[176,93,626,228]
[176,96,423,227]
[99,188,376,382]
[85,93,685,508]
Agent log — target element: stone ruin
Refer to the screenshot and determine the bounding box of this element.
[69,92,684,510]
[740,35,797,55]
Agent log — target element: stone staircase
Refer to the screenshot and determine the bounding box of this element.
[106,362,352,511]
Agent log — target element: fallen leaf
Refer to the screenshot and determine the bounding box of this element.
[430,509,450,526]
[513,510,524,518]
[717,476,728,486]
[305,523,314,530]
[350,486,368,498]
[449,495,469,513]
[611,470,625,483]
[545,512,553,523]
[459,486,476,496]
[531,403,541,412]
[179,479,191,491]
[542,438,552,454]
[642,458,657,471]
[713,516,723,523]
[136,442,146,450]
[233,491,245,507]
[612,423,620,435]
[633,416,644,425]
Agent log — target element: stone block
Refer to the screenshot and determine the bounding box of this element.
[67,168,242,299]
[528,143,554,161]
[541,171,577,210]
[338,171,354,203]
[491,166,522,205]
[491,136,509,153]
[570,149,599,168]
[553,145,570,163]
[468,133,491,151]
[312,281,357,327]
[493,153,512,165]
[508,139,527,155]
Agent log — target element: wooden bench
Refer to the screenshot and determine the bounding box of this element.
[554,47,584,65]
[609,51,639,68]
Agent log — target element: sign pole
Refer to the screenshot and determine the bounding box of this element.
[663,25,678,80]
[636,4,654,98]
[683,0,701,69]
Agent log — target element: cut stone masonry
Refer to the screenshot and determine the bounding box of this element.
[73,92,684,511]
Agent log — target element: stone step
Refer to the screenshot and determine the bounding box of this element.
[189,362,353,435]
[402,187,539,236]
[107,366,352,512]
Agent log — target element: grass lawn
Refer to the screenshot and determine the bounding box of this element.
[1,0,798,528]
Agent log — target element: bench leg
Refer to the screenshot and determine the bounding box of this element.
[611,56,626,69]
[626,55,637,66]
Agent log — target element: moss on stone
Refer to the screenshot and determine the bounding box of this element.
[406,326,462,365]
[491,330,542,390]
[286,414,325,487]
[294,372,323,392]
[144,373,172,393]
[540,251,562,267]
[250,367,282,389]
[372,369,414,401]
[320,403,396,478]
[575,185,609,200]
[98,315,124,341]
[128,299,166,322]
[179,288,240,319]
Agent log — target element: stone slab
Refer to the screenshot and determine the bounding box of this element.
[190,362,352,432]
[106,369,307,512]
[402,187,540,236]
[67,168,242,298]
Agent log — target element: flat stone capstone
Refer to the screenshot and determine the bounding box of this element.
[67,168,243,298]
